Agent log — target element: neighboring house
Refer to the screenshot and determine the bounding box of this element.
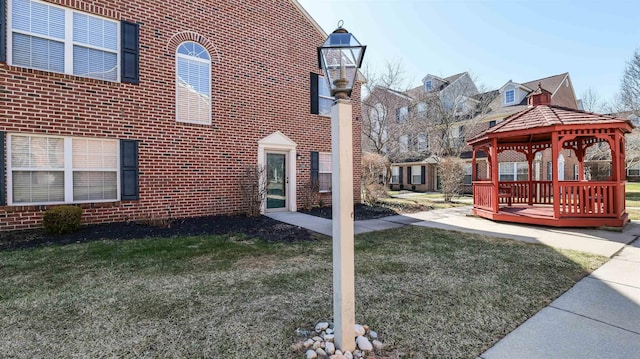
[460,73,581,192]
[365,71,582,193]
[363,72,480,191]
[0,0,362,231]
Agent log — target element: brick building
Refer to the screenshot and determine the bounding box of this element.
[0,0,362,231]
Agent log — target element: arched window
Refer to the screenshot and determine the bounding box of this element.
[176,41,211,124]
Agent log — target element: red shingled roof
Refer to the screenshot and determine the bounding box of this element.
[468,105,633,144]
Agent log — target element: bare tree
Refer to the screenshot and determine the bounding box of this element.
[361,152,389,204]
[361,61,412,156]
[621,48,640,115]
[239,165,267,217]
[438,157,465,202]
[409,73,493,159]
[580,88,604,112]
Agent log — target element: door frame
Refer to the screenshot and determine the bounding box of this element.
[258,131,297,213]
[265,151,289,212]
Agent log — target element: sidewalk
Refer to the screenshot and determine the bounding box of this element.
[266,207,640,358]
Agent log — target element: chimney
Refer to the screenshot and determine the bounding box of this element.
[527,82,552,106]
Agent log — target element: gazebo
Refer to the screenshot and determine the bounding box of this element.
[467,86,634,228]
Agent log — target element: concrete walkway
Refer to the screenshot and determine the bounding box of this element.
[266,207,640,358]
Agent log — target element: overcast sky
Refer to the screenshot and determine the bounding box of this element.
[297,0,639,105]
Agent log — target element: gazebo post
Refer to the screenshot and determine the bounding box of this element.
[491,138,499,214]
[577,138,585,181]
[552,132,560,218]
[527,144,534,206]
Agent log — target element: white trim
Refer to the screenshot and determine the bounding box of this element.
[258,131,297,213]
[7,0,121,82]
[6,133,120,205]
[175,41,212,125]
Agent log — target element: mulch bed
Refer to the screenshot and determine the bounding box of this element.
[302,203,418,220]
[0,215,317,252]
[0,204,406,252]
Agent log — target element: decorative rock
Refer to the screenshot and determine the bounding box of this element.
[344,351,353,359]
[326,342,336,355]
[323,334,335,342]
[316,348,327,357]
[373,340,384,350]
[356,336,373,351]
[303,339,314,348]
[315,322,330,332]
[369,330,378,339]
[306,349,318,359]
[330,355,346,359]
[354,324,366,336]
[335,350,343,355]
[326,328,334,335]
[353,349,362,358]
[313,336,323,342]
[296,328,310,337]
[312,341,323,350]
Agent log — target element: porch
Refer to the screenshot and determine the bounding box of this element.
[472,180,628,227]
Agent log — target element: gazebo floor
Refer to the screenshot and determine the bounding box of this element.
[472,204,629,228]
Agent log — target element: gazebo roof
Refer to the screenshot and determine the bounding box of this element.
[468,104,633,145]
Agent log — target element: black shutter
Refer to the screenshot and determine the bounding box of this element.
[395,109,400,123]
[121,21,139,84]
[0,0,6,63]
[0,131,5,205]
[399,167,403,185]
[310,151,319,184]
[421,166,426,184]
[310,73,319,114]
[407,166,412,184]
[120,139,139,200]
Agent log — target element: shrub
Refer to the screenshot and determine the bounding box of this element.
[240,165,267,217]
[362,152,389,204]
[438,156,465,202]
[300,180,320,211]
[43,206,82,234]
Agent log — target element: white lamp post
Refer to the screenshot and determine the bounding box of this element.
[318,22,366,352]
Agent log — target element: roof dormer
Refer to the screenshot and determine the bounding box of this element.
[498,80,532,107]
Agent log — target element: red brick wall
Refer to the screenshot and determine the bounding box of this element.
[0,0,362,231]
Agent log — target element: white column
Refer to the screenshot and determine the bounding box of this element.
[331,98,355,352]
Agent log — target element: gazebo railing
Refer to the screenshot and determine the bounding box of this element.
[473,180,622,218]
[496,181,553,205]
[558,182,619,217]
[472,181,493,210]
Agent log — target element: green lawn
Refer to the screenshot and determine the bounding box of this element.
[0,228,605,358]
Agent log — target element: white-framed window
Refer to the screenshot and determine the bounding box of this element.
[417,133,428,151]
[176,41,211,125]
[627,163,640,177]
[416,102,427,116]
[7,134,119,205]
[399,135,409,153]
[396,106,408,123]
[9,0,120,81]
[318,75,334,116]
[463,163,472,185]
[499,162,528,181]
[574,164,580,180]
[504,89,515,104]
[425,80,432,91]
[391,166,400,184]
[319,152,332,192]
[411,165,422,184]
